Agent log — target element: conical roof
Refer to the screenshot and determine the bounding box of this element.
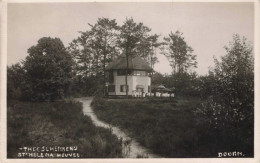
[106,55,153,72]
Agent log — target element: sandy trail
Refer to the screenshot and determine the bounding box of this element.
[76,97,160,158]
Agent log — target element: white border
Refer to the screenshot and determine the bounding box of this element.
[1,0,8,162]
[1,0,259,163]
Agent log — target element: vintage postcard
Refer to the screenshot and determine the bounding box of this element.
[0,0,259,163]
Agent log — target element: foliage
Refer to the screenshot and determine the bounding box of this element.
[195,71,215,99]
[151,72,171,87]
[161,31,197,74]
[7,100,122,158]
[68,18,120,93]
[171,72,199,96]
[118,18,160,66]
[195,34,254,156]
[152,71,199,96]
[69,75,103,97]
[114,18,161,96]
[157,30,198,96]
[8,18,162,99]
[67,18,161,96]
[7,37,74,102]
[21,37,74,101]
[7,63,25,100]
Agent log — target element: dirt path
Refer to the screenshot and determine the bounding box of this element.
[76,97,160,158]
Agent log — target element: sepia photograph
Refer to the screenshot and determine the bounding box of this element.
[2,1,258,161]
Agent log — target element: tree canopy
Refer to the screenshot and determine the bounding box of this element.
[198,34,254,127]
[195,34,254,155]
[118,18,160,96]
[118,18,160,66]
[68,18,120,95]
[21,37,73,101]
[161,31,197,74]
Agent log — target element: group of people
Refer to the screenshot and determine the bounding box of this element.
[132,91,174,98]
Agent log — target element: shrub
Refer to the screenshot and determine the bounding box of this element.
[195,34,254,156]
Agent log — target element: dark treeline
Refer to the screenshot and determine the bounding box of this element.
[68,18,161,97]
[8,17,162,101]
[8,17,204,102]
[8,18,200,101]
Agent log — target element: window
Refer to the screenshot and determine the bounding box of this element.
[148,85,151,92]
[108,71,114,83]
[117,70,132,76]
[136,85,144,92]
[132,70,147,76]
[120,85,129,92]
[108,85,115,92]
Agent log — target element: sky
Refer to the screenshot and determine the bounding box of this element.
[7,2,254,75]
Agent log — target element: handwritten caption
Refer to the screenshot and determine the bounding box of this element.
[18,146,80,158]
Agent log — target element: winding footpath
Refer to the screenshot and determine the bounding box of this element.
[76,97,160,158]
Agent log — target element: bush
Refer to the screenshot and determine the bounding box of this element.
[195,34,254,157]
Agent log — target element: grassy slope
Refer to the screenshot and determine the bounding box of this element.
[91,97,208,158]
[7,99,122,158]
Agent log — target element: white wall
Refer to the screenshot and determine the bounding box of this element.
[133,76,151,93]
[109,70,151,96]
[114,75,132,95]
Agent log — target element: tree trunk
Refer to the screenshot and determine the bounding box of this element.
[125,47,129,98]
[103,37,107,96]
[103,54,106,96]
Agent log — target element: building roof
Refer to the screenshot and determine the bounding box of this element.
[106,55,153,72]
[151,85,174,93]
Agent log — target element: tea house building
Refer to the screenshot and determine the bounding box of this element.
[105,55,153,96]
